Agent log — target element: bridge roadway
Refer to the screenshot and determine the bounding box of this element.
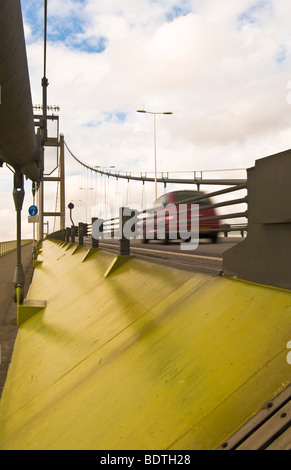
[83,236,242,275]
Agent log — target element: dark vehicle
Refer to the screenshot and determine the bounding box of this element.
[139,190,220,244]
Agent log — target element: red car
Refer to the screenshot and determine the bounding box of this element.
[139,190,220,244]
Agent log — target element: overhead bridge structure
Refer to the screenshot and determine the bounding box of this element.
[0,0,46,302]
[65,141,246,187]
[0,0,42,183]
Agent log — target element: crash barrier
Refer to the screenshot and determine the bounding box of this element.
[48,148,291,290]
[0,239,290,450]
[223,148,291,291]
[0,239,32,257]
[136,183,248,242]
[48,182,248,255]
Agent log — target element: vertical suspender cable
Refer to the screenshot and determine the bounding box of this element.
[42,0,48,142]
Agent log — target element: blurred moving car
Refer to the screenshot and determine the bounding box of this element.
[139,190,221,244]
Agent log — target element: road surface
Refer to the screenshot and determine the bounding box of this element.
[86,236,243,275]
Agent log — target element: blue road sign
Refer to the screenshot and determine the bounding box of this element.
[28,205,38,217]
[68,202,74,210]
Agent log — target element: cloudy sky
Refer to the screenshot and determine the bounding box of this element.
[1,0,291,240]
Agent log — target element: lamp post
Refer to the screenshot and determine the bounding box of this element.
[137,110,173,201]
[94,166,116,170]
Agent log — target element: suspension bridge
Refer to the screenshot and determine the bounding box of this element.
[1,0,291,451]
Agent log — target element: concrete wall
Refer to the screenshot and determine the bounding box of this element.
[223,149,291,290]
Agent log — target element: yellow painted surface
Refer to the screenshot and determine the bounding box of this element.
[17,299,47,326]
[0,239,291,450]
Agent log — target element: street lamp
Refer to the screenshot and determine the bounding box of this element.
[94,166,115,169]
[137,110,173,201]
[94,165,116,175]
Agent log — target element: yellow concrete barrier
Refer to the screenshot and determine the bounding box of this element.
[0,239,291,450]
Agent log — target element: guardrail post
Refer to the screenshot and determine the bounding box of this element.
[71,225,76,243]
[92,217,102,248]
[65,227,70,243]
[119,207,130,256]
[83,223,88,237]
[222,224,230,237]
[78,223,84,246]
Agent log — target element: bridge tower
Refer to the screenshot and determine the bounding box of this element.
[33,108,65,240]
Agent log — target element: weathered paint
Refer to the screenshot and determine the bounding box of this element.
[0,240,291,450]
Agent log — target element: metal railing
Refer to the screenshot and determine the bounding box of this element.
[47,182,248,255]
[136,183,248,242]
[0,239,33,257]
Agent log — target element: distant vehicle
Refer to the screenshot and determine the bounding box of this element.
[138,190,220,244]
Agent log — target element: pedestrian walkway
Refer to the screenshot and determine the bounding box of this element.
[0,244,33,398]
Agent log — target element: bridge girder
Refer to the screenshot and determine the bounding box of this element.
[0,0,42,182]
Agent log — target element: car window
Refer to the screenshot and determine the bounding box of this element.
[154,195,167,207]
[174,191,210,205]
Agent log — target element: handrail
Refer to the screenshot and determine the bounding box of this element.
[0,239,33,257]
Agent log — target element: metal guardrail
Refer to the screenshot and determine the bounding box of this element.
[0,241,18,257]
[136,183,248,241]
[0,239,33,257]
[48,182,248,255]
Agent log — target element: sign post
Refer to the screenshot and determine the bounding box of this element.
[68,202,74,226]
[28,205,38,217]
[29,204,38,261]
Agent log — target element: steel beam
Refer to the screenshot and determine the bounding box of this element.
[59,135,66,231]
[0,0,41,182]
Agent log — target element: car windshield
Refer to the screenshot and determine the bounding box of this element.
[154,195,167,207]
